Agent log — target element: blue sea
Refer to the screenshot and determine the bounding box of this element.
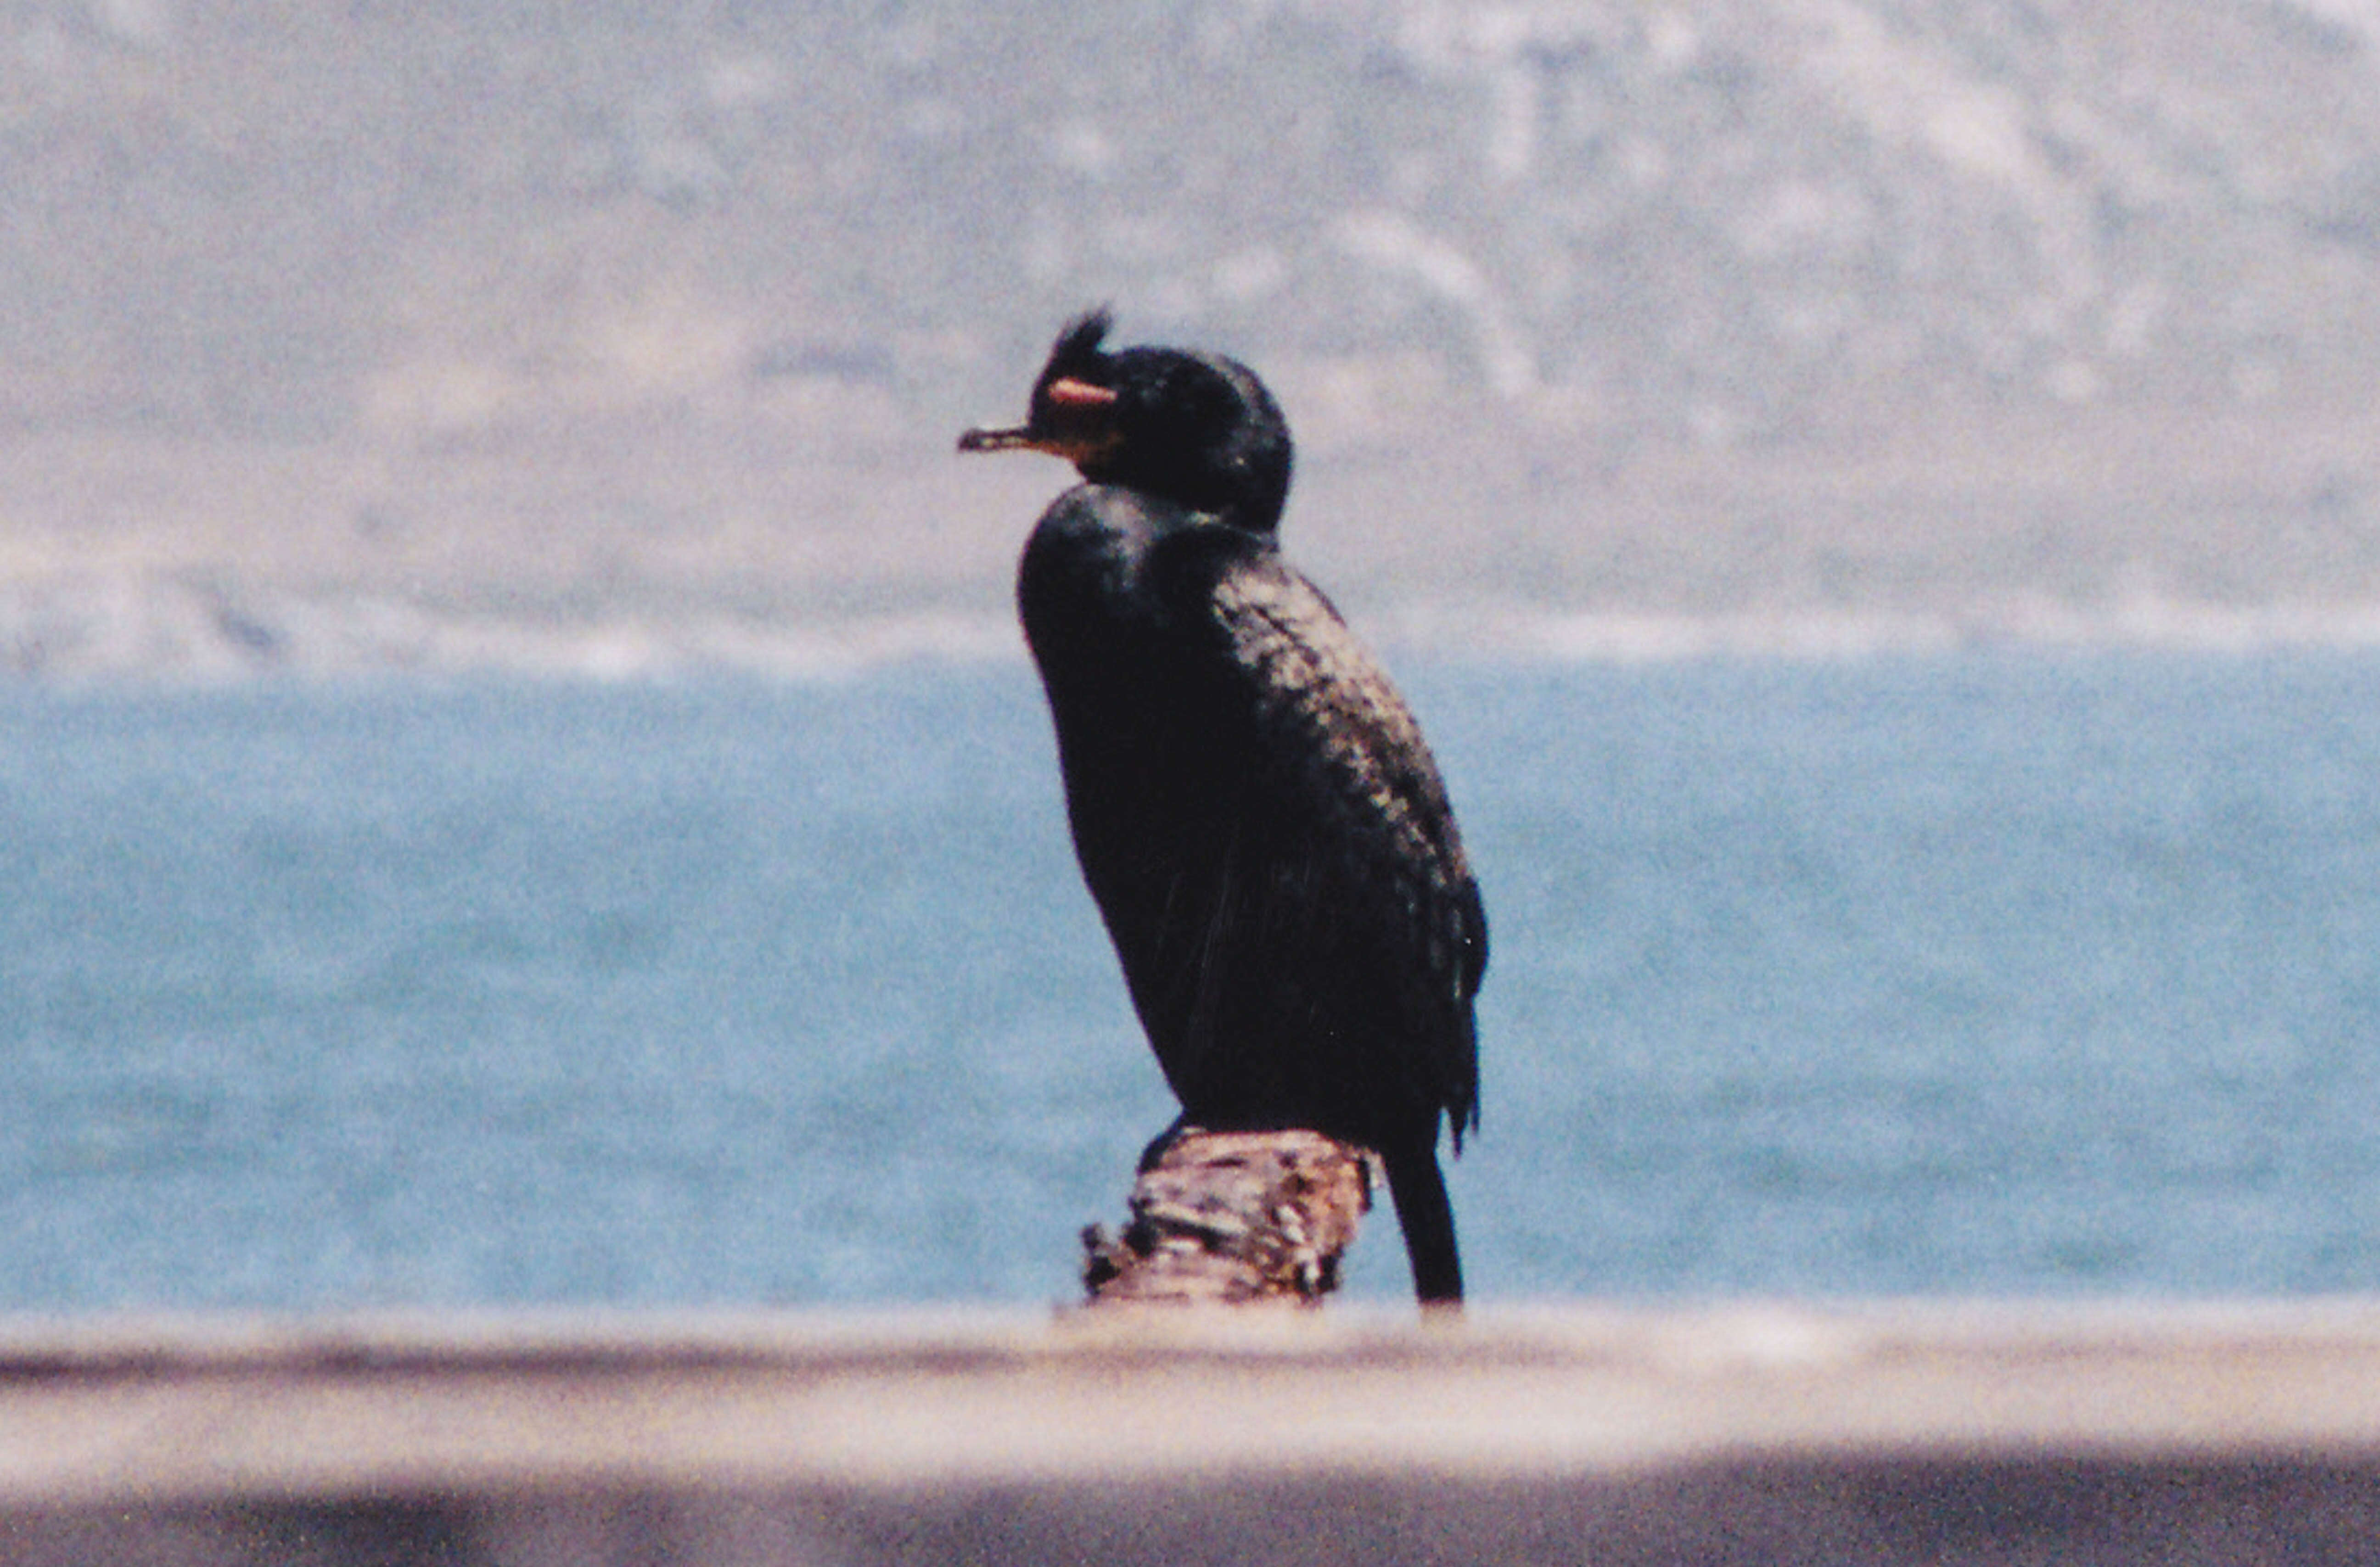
[5,649,2380,1308]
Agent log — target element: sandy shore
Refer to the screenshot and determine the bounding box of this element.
[6,390,2379,679]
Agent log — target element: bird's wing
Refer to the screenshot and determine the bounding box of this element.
[1206,554,1486,1127]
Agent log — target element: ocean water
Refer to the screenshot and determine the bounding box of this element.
[4,649,2380,1309]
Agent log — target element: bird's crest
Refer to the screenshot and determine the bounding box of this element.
[1047,308,1114,375]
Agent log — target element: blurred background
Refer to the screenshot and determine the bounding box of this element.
[6,0,2380,672]
[7,1,2380,1310]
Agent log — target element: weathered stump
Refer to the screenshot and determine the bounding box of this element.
[1080,1128,1376,1306]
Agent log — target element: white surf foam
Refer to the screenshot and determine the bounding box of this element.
[14,575,2380,684]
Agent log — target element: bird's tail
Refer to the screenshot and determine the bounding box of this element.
[1381,1142,1464,1307]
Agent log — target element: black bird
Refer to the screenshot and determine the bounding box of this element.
[959,311,1487,1305]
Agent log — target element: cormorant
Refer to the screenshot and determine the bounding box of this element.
[959,310,1487,1305]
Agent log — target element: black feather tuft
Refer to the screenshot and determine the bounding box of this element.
[1047,307,1114,372]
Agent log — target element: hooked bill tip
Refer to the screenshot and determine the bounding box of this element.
[957,424,1033,453]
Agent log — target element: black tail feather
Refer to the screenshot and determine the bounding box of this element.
[1381,1142,1463,1306]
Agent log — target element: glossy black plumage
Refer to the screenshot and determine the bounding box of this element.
[960,311,1487,1304]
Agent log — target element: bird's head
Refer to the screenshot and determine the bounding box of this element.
[959,309,1293,533]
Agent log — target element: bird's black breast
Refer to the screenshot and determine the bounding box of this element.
[1016,484,1254,925]
[1017,485,1484,1149]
